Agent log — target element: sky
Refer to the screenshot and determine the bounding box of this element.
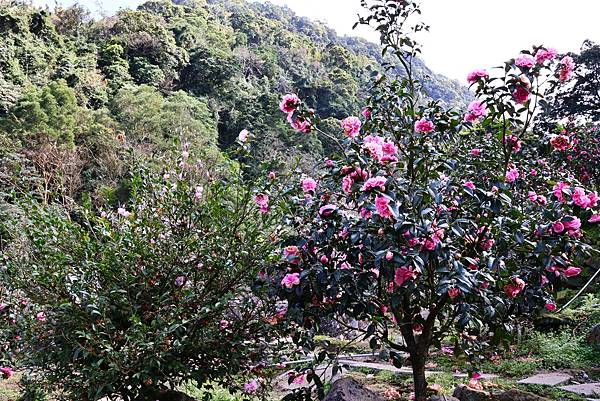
[31,0,600,81]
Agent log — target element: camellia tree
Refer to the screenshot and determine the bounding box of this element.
[0,144,292,401]
[269,1,600,400]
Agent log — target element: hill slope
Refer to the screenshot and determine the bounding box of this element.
[0,0,470,203]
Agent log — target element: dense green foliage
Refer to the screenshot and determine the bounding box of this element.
[0,0,470,205]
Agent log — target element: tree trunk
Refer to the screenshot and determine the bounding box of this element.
[411,351,428,401]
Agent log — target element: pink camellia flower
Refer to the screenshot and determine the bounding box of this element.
[589,214,600,223]
[504,135,522,152]
[268,171,276,179]
[515,54,535,69]
[415,118,435,133]
[553,182,570,202]
[244,379,260,394]
[535,48,557,64]
[301,177,317,193]
[279,93,300,114]
[564,266,582,278]
[447,288,460,299]
[319,204,338,217]
[504,277,526,298]
[464,101,488,122]
[550,134,570,151]
[512,86,530,104]
[422,236,440,251]
[375,195,394,219]
[464,181,475,190]
[528,191,538,202]
[558,56,575,82]
[283,246,300,263]
[342,116,362,138]
[281,273,301,289]
[254,193,269,214]
[292,374,306,385]
[320,255,329,264]
[289,116,312,133]
[467,69,489,84]
[573,187,598,209]
[0,367,14,379]
[552,221,565,234]
[36,312,46,322]
[238,129,249,142]
[545,303,557,311]
[505,168,519,183]
[325,159,334,167]
[219,320,230,330]
[563,216,581,232]
[470,148,482,156]
[361,176,387,191]
[540,275,549,286]
[361,107,371,119]
[394,266,417,287]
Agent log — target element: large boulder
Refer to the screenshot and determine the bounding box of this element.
[492,389,551,401]
[452,384,490,401]
[587,324,600,348]
[323,378,384,401]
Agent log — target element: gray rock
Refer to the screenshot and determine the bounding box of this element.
[492,389,551,401]
[429,396,460,401]
[517,372,572,386]
[323,377,384,401]
[588,324,600,348]
[452,384,491,401]
[560,383,600,397]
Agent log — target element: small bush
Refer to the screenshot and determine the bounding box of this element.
[523,331,600,370]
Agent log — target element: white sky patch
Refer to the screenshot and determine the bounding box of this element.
[32,0,600,82]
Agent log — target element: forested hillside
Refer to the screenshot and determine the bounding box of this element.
[0,0,470,205]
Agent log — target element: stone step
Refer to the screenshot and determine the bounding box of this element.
[560,383,600,397]
[517,373,573,386]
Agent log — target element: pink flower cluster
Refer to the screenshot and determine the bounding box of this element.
[464,101,488,122]
[280,94,312,133]
[415,118,435,133]
[515,54,535,69]
[394,266,417,287]
[279,93,300,114]
[342,116,362,138]
[342,166,368,194]
[361,176,387,192]
[535,48,558,64]
[553,182,598,209]
[512,76,531,104]
[467,69,489,84]
[552,216,582,237]
[547,264,581,278]
[0,367,13,379]
[375,195,393,219]
[281,273,300,289]
[301,177,317,193]
[503,135,522,153]
[362,135,398,163]
[550,134,571,151]
[254,193,269,214]
[504,277,526,298]
[559,56,575,81]
[505,168,520,183]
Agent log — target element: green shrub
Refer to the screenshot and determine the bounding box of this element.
[524,331,600,370]
[0,153,288,401]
